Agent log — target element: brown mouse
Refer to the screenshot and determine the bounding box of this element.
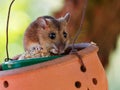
[18,13,71,60]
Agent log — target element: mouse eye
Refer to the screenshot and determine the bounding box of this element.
[49,32,56,39]
[63,31,67,38]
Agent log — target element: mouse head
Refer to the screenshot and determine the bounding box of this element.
[35,13,71,54]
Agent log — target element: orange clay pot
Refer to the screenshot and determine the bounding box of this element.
[0,43,108,90]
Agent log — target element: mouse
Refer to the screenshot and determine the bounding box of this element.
[18,13,71,60]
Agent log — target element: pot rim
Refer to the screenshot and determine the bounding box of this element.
[0,42,98,77]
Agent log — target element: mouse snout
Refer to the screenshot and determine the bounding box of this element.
[50,41,67,54]
[55,42,66,54]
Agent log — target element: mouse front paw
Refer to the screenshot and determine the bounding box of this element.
[30,45,43,52]
[28,45,43,56]
[29,45,49,57]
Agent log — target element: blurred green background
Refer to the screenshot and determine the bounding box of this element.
[0,0,63,61]
[0,0,120,90]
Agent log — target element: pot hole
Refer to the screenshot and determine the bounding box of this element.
[92,78,97,85]
[3,81,9,88]
[80,65,86,72]
[75,81,81,88]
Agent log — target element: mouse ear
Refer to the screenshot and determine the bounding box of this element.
[34,17,51,30]
[63,12,71,23]
[37,17,48,29]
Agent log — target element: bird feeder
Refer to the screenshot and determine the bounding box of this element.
[0,43,108,90]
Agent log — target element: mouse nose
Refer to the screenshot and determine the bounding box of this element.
[58,46,64,53]
[55,42,65,54]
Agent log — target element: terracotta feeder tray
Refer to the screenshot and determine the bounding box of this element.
[0,43,108,90]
